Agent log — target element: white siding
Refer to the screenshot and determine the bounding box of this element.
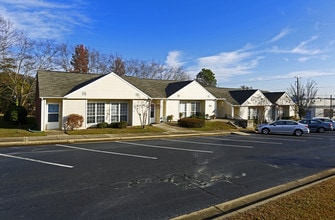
[65,73,150,100]
[165,100,180,121]
[63,99,87,129]
[168,81,216,100]
[132,100,151,126]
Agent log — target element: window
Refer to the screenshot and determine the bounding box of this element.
[179,101,201,117]
[48,104,59,122]
[87,102,105,124]
[111,103,128,123]
[180,102,187,118]
[190,102,200,116]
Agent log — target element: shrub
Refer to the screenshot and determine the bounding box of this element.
[4,106,28,124]
[178,117,205,128]
[66,114,84,130]
[97,122,108,128]
[166,115,173,122]
[190,112,205,120]
[109,121,127,129]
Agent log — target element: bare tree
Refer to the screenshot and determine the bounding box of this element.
[125,59,190,80]
[240,85,253,90]
[0,16,21,57]
[288,78,318,119]
[0,16,62,112]
[134,99,151,128]
[55,43,73,72]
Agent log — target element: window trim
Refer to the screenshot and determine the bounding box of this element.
[87,102,106,124]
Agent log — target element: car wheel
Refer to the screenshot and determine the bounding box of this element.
[318,127,325,133]
[262,128,270,135]
[294,129,303,136]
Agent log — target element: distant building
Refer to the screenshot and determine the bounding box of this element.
[307,96,334,119]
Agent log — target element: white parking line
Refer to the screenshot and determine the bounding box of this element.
[56,144,157,160]
[166,139,254,149]
[0,153,73,168]
[197,136,283,145]
[117,141,214,153]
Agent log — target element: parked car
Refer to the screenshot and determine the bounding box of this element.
[299,119,333,133]
[255,120,310,136]
[313,117,335,130]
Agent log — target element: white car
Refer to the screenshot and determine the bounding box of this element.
[256,120,310,136]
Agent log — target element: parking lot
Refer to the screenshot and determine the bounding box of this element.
[1,131,334,219]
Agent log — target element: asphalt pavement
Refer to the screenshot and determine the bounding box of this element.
[1,123,335,219]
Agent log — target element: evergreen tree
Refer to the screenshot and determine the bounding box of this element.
[196,68,217,87]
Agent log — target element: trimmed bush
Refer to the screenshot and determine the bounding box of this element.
[166,115,173,122]
[109,121,127,129]
[66,114,84,130]
[4,106,28,124]
[97,122,108,129]
[178,117,205,128]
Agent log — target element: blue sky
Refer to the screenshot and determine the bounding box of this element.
[1,0,335,97]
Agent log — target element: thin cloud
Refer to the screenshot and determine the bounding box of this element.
[291,36,321,55]
[268,36,325,58]
[186,49,263,81]
[0,0,91,40]
[268,26,291,43]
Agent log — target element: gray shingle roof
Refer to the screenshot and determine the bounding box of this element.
[205,87,240,105]
[122,76,177,98]
[37,71,273,107]
[37,70,101,97]
[37,70,192,99]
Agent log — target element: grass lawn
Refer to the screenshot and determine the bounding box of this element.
[193,120,237,131]
[226,176,335,219]
[65,125,165,135]
[0,115,46,137]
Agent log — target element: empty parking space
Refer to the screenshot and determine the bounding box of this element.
[0,152,74,168]
[116,141,214,153]
[2,132,333,170]
[56,144,158,160]
[165,138,254,148]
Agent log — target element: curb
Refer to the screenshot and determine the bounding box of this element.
[0,131,236,147]
[172,168,335,220]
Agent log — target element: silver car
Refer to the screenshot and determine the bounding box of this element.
[256,120,310,136]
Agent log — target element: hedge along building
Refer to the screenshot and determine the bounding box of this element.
[36,70,216,131]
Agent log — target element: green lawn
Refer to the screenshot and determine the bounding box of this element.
[65,125,165,135]
[0,116,237,137]
[192,120,237,131]
[0,115,46,137]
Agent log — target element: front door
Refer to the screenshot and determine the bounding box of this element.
[150,103,155,124]
[47,103,60,129]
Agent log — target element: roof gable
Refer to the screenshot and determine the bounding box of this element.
[263,92,285,103]
[229,90,259,105]
[264,92,295,105]
[65,72,150,99]
[165,81,193,97]
[168,81,216,99]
